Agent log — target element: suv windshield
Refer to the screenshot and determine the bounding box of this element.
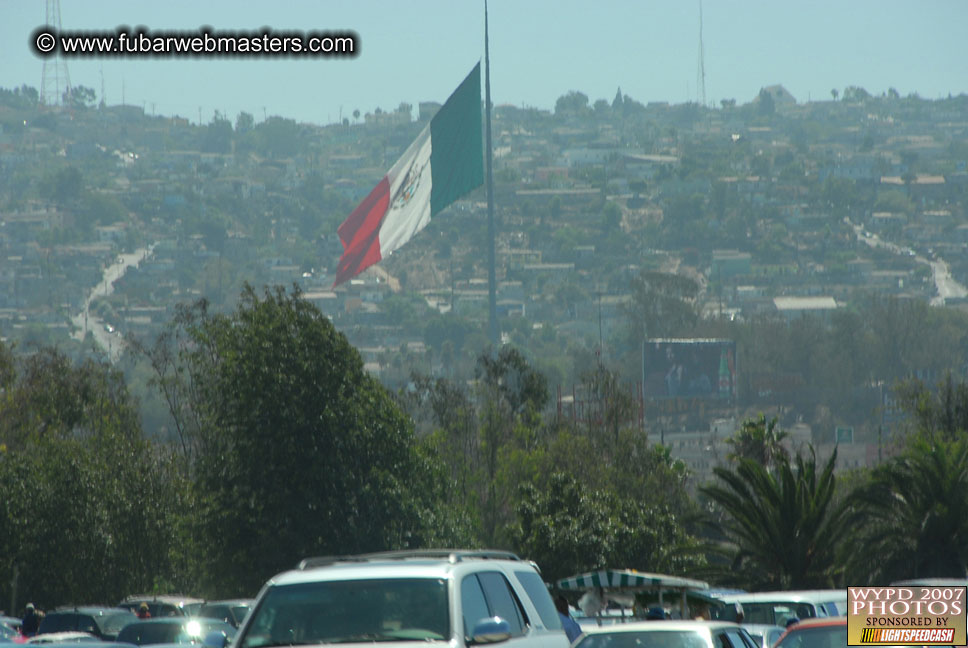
[241,579,449,648]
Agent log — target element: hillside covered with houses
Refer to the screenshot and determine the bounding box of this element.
[1,82,967,481]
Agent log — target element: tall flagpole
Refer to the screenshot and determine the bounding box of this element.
[485,0,499,346]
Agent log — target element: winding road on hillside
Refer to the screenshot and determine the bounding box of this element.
[847,218,967,306]
[71,244,155,363]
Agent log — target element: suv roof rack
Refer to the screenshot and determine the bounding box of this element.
[297,549,521,570]
[296,555,370,570]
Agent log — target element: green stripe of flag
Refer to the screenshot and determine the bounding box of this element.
[429,62,483,216]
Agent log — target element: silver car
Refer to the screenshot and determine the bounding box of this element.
[572,620,759,648]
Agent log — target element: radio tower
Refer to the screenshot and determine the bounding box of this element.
[40,0,71,106]
[696,0,706,107]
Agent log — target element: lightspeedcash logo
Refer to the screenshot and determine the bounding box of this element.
[860,628,956,643]
[848,586,967,646]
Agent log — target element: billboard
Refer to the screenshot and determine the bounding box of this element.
[643,338,736,401]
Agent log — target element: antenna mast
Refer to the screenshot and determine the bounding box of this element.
[41,0,71,106]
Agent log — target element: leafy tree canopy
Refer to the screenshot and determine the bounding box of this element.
[169,285,448,595]
[0,346,188,607]
[701,445,848,590]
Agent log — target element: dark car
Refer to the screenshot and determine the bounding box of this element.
[195,601,251,629]
[36,608,137,642]
[116,618,235,647]
[117,598,204,620]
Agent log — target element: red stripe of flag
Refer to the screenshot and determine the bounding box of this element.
[334,177,390,286]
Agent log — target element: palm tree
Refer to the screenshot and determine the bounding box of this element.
[700,447,849,589]
[725,414,789,469]
[843,435,968,583]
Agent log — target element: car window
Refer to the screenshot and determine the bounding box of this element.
[102,612,136,636]
[578,630,708,648]
[514,570,562,631]
[118,622,180,645]
[201,604,249,627]
[199,606,232,625]
[76,617,98,635]
[767,628,784,645]
[819,600,847,616]
[39,614,79,634]
[239,578,449,648]
[461,576,492,640]
[231,605,250,625]
[741,603,808,626]
[724,629,757,648]
[775,624,847,648]
[477,572,526,635]
[153,604,180,618]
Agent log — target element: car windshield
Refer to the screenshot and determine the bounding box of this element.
[199,604,250,627]
[240,578,449,648]
[101,613,137,636]
[576,630,709,648]
[775,625,847,648]
[714,602,814,626]
[118,620,234,646]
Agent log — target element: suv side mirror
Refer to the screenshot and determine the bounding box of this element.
[203,631,228,648]
[470,617,511,644]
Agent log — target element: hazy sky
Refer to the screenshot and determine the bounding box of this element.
[1,0,966,126]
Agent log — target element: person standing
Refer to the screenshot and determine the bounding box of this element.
[554,596,582,644]
[22,603,40,637]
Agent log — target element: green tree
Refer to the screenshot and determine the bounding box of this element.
[253,116,303,158]
[235,111,254,133]
[624,271,699,347]
[0,347,188,607]
[726,414,789,469]
[163,285,446,595]
[700,448,848,589]
[202,112,233,154]
[841,376,968,582]
[843,86,871,103]
[555,91,590,116]
[844,435,968,583]
[820,177,861,217]
[757,88,775,116]
[578,364,639,448]
[43,166,84,207]
[895,375,968,440]
[474,347,548,544]
[602,201,622,232]
[64,85,96,109]
[515,472,703,584]
[612,87,624,111]
[873,188,914,215]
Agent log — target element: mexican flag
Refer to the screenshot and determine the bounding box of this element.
[333,63,484,287]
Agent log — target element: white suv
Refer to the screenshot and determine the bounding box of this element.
[212,550,569,648]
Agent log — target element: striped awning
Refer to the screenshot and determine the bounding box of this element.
[555,569,710,592]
